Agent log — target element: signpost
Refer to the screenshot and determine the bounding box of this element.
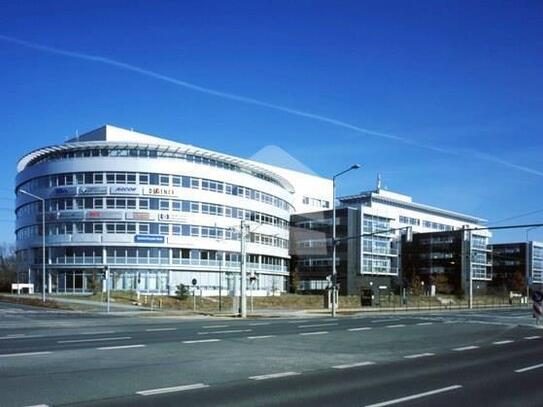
[192,278,197,311]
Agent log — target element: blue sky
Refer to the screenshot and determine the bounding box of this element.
[0,0,542,245]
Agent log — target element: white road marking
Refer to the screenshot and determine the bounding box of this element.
[386,324,406,328]
[0,334,44,340]
[145,328,177,332]
[298,323,338,328]
[404,353,435,359]
[524,336,541,340]
[247,335,275,339]
[288,320,308,323]
[198,329,252,335]
[332,361,375,369]
[416,322,433,326]
[249,371,300,380]
[97,344,145,350]
[348,327,372,332]
[58,336,131,344]
[201,325,229,329]
[364,385,463,407]
[515,363,543,373]
[371,319,400,323]
[0,351,52,358]
[182,339,221,344]
[249,322,270,326]
[493,340,514,345]
[80,331,116,335]
[299,331,328,336]
[453,345,479,351]
[136,383,209,396]
[23,404,49,407]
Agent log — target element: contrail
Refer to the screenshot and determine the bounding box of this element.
[0,34,540,177]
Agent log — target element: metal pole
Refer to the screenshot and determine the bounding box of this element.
[219,253,223,311]
[240,220,247,318]
[332,177,337,317]
[526,227,539,303]
[42,198,45,302]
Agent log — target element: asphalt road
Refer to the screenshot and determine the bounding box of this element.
[0,301,541,406]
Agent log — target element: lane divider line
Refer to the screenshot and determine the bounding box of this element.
[298,323,338,328]
[299,331,328,336]
[198,329,252,335]
[249,322,271,326]
[146,328,177,332]
[515,363,543,373]
[386,324,406,328]
[182,339,221,344]
[58,336,131,344]
[249,371,300,380]
[493,340,514,345]
[452,345,479,351]
[524,336,541,340]
[80,331,116,335]
[332,361,375,369]
[416,322,433,326]
[201,325,229,329]
[404,353,435,359]
[136,383,209,396]
[0,351,52,358]
[348,327,372,332]
[364,384,463,407]
[97,344,145,350]
[247,335,276,340]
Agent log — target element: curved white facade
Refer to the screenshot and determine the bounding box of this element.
[15,125,332,296]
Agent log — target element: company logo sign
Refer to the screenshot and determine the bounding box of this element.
[57,211,85,220]
[134,235,165,244]
[143,187,176,197]
[110,186,139,195]
[78,186,108,195]
[85,210,124,220]
[158,213,187,222]
[126,211,156,221]
[52,187,77,196]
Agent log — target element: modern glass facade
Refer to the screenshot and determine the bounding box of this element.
[15,126,301,295]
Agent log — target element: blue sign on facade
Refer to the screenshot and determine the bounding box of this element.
[134,235,165,244]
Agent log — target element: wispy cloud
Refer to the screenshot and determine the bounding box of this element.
[1,34,541,177]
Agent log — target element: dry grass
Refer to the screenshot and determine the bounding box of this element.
[0,294,68,309]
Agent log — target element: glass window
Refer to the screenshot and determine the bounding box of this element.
[139,174,149,185]
[127,174,137,184]
[139,198,149,209]
[139,223,149,234]
[159,199,169,210]
[127,199,136,209]
[106,174,115,184]
[159,224,169,235]
[159,174,169,186]
[172,176,181,187]
[127,223,136,234]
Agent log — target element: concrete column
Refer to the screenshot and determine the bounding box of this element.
[48,271,52,294]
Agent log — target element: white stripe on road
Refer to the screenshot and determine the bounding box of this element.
[348,327,372,332]
[0,351,51,358]
[23,404,49,407]
[198,329,251,335]
[416,322,433,326]
[288,320,308,323]
[524,336,541,340]
[386,324,406,328]
[249,322,270,326]
[298,323,338,328]
[404,353,435,359]
[247,335,276,339]
[201,325,229,329]
[371,319,400,323]
[453,345,479,351]
[58,336,131,344]
[97,344,145,350]
[332,361,375,369]
[145,328,177,332]
[80,331,116,335]
[493,340,514,345]
[299,331,328,336]
[136,383,209,396]
[515,363,543,373]
[182,339,221,344]
[364,385,463,407]
[249,371,300,380]
[0,334,44,340]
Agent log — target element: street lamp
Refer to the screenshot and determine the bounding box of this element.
[331,164,361,317]
[526,226,540,302]
[19,189,46,303]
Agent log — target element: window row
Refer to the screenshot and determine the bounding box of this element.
[18,198,288,229]
[18,172,291,211]
[26,147,283,188]
[16,223,289,249]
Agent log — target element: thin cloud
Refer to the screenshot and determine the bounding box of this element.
[1,34,541,177]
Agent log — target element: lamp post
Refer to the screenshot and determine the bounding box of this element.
[19,189,46,303]
[331,164,361,317]
[526,226,540,302]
